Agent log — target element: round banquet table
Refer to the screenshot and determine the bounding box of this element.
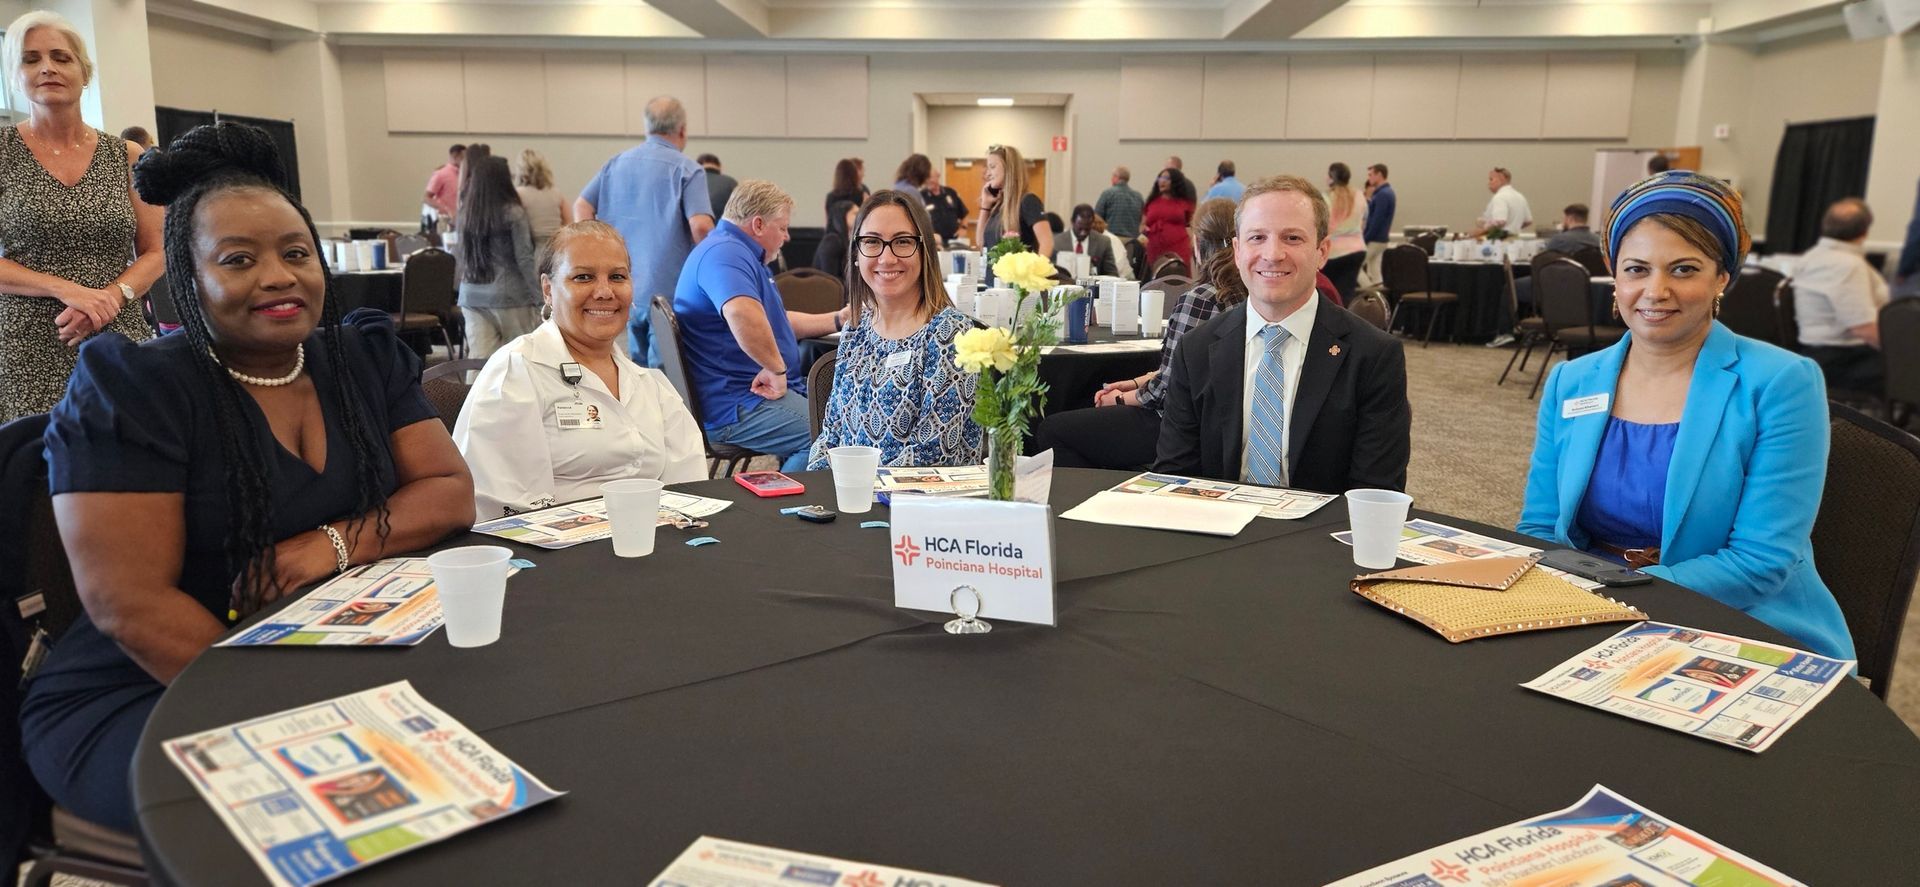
[1425,259,1514,342]
[131,470,1920,885]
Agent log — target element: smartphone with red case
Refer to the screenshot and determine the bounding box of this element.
[734,471,806,498]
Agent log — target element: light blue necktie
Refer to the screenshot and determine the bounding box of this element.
[1244,324,1291,486]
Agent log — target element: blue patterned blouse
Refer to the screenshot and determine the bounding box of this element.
[806,307,983,469]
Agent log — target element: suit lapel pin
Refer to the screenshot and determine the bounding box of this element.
[1329,344,1342,356]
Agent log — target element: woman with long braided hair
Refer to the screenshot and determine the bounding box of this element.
[21,121,474,830]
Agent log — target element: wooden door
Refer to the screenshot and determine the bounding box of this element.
[943,157,1049,231]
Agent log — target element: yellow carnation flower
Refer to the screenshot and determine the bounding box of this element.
[954,326,1018,374]
[992,251,1059,293]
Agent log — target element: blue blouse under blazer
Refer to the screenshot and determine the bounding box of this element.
[1518,322,1855,660]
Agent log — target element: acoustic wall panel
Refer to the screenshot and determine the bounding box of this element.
[1200,55,1287,141]
[1456,55,1546,139]
[786,55,868,138]
[463,53,548,135]
[383,52,466,133]
[1118,56,1203,140]
[544,53,626,136]
[1369,55,1459,140]
[625,54,708,137]
[1543,55,1636,139]
[1287,56,1374,140]
[704,55,787,137]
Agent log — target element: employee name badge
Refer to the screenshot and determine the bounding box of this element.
[889,497,1055,626]
[1562,393,1610,419]
[884,350,914,371]
[554,401,602,430]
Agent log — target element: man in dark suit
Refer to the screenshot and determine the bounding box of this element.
[1155,175,1411,494]
[1063,203,1118,276]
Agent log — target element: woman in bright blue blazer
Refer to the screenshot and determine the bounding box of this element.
[1518,172,1854,661]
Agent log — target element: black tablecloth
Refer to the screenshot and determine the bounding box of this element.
[802,328,1161,417]
[132,470,1920,885]
[331,271,404,314]
[1425,261,1514,342]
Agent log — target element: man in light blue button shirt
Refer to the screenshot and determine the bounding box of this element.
[577,95,714,367]
[1205,160,1245,203]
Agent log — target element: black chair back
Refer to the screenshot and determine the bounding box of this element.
[0,414,54,875]
[1811,402,1920,699]
[400,247,459,318]
[1409,232,1439,255]
[806,352,837,441]
[1720,265,1788,345]
[145,276,179,335]
[1349,291,1391,331]
[1379,244,1430,299]
[1884,299,1920,413]
[650,296,710,428]
[421,358,487,434]
[1533,259,1594,335]
[773,268,846,315]
[1568,244,1608,277]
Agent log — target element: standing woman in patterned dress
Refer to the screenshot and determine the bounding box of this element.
[806,190,981,469]
[0,12,161,422]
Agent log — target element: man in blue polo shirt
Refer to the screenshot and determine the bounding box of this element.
[577,95,714,368]
[674,180,846,471]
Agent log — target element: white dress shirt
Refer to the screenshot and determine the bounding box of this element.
[453,321,707,521]
[1240,294,1319,485]
[1792,237,1889,347]
[1481,184,1533,231]
[1103,231,1135,279]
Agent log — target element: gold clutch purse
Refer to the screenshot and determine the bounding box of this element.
[1350,555,1647,643]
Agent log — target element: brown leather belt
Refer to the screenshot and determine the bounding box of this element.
[1595,541,1660,570]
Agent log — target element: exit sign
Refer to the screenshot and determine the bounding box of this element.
[1051,135,1068,152]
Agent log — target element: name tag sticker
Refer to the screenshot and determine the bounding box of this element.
[555,401,603,430]
[1562,393,1610,419]
[884,350,913,370]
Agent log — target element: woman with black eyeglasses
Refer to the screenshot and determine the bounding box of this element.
[806,190,981,469]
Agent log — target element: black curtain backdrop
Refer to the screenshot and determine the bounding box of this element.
[153,106,301,202]
[1766,116,1875,254]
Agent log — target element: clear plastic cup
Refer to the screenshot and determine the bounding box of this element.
[427,545,513,648]
[1346,489,1414,570]
[828,446,882,514]
[601,479,665,557]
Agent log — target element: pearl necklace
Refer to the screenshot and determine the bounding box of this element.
[215,344,305,387]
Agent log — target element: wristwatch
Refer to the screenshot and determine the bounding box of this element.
[116,282,136,303]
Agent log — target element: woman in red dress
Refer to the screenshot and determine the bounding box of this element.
[1141,166,1197,272]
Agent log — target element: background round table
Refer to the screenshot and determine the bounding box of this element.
[132,470,1920,885]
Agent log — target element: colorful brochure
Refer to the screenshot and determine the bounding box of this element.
[1522,621,1853,753]
[875,465,989,498]
[163,681,564,887]
[1326,784,1802,886]
[217,557,517,648]
[1331,519,1605,590]
[1110,472,1335,520]
[651,836,996,887]
[471,492,731,549]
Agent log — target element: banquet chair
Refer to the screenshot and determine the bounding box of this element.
[1348,291,1391,332]
[1718,266,1789,347]
[1142,274,1196,318]
[421,358,487,434]
[650,296,769,478]
[1497,256,1548,387]
[397,247,461,360]
[1810,402,1920,700]
[1379,244,1458,347]
[1530,258,1627,399]
[1771,278,1799,348]
[806,353,837,441]
[773,268,846,315]
[0,415,149,887]
[1409,232,1440,255]
[1568,245,1608,277]
[1883,299,1920,426]
[1148,254,1189,280]
[142,275,179,337]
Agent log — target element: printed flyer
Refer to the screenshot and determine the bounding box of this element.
[217,557,517,648]
[1522,622,1853,753]
[163,681,564,887]
[651,836,996,887]
[1332,519,1605,590]
[472,492,731,549]
[875,465,990,498]
[1326,784,1802,886]
[1110,472,1336,520]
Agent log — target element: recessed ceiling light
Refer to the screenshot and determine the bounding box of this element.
[976,97,1015,107]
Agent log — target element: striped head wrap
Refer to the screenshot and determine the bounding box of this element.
[1605,171,1748,274]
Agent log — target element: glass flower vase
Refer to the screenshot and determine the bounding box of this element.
[986,425,1021,502]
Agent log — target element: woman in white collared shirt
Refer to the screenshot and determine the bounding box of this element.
[454,221,705,521]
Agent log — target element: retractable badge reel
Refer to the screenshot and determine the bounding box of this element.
[945,584,991,635]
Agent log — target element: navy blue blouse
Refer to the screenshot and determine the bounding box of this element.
[1576,417,1679,556]
[31,311,434,697]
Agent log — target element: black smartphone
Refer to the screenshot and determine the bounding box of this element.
[1537,548,1654,587]
[986,184,1002,198]
[795,505,837,524]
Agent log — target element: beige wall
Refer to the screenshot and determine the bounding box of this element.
[1866,29,1919,270]
[146,17,280,120]
[1739,29,1885,235]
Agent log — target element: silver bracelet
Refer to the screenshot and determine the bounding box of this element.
[318,523,350,573]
